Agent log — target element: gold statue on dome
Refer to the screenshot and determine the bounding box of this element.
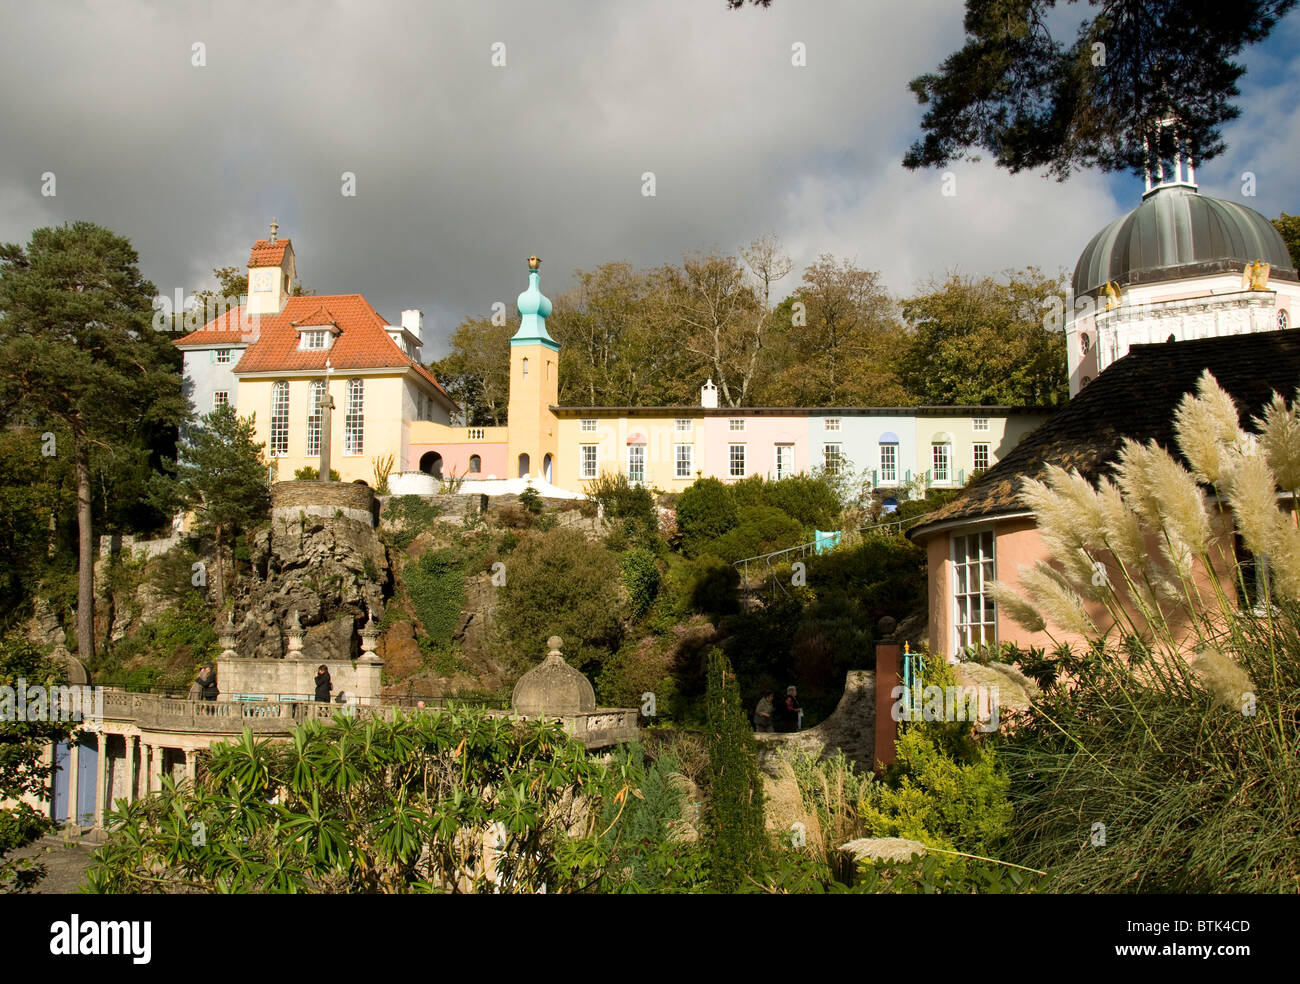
[528,255,541,271]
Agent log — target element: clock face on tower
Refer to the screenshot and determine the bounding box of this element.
[253,271,273,292]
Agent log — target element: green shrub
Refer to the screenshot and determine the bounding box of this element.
[704,649,768,890]
[732,474,841,531]
[620,548,661,621]
[382,495,442,549]
[672,555,739,617]
[293,466,340,481]
[518,484,543,514]
[676,478,737,557]
[703,505,804,562]
[405,548,465,652]
[586,471,656,528]
[497,529,624,672]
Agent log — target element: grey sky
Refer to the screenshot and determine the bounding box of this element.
[2,0,1297,359]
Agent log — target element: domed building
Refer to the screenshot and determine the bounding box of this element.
[1066,161,1299,397]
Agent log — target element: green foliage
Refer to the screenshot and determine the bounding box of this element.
[96,591,218,689]
[1273,212,1300,270]
[620,548,661,621]
[671,555,739,617]
[85,709,635,893]
[0,427,76,624]
[382,495,443,550]
[406,548,465,653]
[0,637,78,891]
[497,529,624,673]
[703,505,804,562]
[372,454,395,496]
[600,743,704,892]
[676,478,737,557]
[586,471,656,527]
[731,474,841,531]
[293,466,340,481]
[517,483,543,515]
[893,488,960,523]
[703,649,768,891]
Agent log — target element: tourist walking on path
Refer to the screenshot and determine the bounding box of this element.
[754,691,775,732]
[314,665,333,703]
[782,686,802,732]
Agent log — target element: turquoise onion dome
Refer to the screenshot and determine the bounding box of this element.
[512,254,558,350]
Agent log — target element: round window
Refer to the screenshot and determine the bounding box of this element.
[1279,310,1290,331]
[1080,332,1091,355]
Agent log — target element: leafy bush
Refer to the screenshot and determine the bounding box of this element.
[405,548,465,652]
[96,592,219,689]
[382,495,443,550]
[703,505,804,562]
[293,466,340,481]
[586,471,656,528]
[517,484,543,514]
[497,529,624,672]
[704,649,768,890]
[671,555,739,617]
[676,478,737,557]
[620,548,661,621]
[732,474,841,532]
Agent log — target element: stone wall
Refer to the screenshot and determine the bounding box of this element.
[271,481,376,527]
[216,656,383,703]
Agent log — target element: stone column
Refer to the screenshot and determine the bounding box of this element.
[66,741,80,829]
[94,733,108,828]
[185,750,196,785]
[126,735,138,802]
[149,744,164,794]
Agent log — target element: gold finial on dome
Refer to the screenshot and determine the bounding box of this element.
[528,255,541,271]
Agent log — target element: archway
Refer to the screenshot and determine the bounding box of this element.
[419,451,444,479]
[469,454,481,474]
[543,453,553,484]
[518,453,530,478]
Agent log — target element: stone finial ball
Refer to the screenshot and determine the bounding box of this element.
[547,636,563,653]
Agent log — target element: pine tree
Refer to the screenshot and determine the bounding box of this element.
[0,222,186,659]
[174,403,270,605]
[704,648,768,891]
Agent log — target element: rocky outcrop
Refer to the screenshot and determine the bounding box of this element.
[231,511,391,661]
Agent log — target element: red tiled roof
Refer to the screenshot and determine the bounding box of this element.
[232,294,453,404]
[248,239,290,268]
[172,305,252,348]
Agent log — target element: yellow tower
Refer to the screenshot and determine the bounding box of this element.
[506,255,560,482]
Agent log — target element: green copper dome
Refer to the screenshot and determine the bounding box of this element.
[512,256,558,351]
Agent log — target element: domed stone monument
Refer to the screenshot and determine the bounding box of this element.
[511,637,596,717]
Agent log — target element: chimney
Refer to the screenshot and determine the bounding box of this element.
[701,378,719,409]
[401,309,423,341]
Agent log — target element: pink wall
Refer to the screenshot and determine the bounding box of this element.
[407,442,508,479]
[702,414,808,480]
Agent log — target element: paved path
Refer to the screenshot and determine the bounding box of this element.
[6,836,99,894]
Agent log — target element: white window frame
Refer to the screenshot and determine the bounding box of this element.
[580,418,597,433]
[269,381,289,458]
[729,418,746,432]
[823,443,843,476]
[952,528,997,654]
[306,380,325,457]
[879,443,898,484]
[212,390,230,411]
[675,418,693,433]
[674,442,693,478]
[932,442,951,484]
[580,444,598,479]
[775,444,795,480]
[299,329,330,351]
[973,442,990,472]
[972,417,990,432]
[215,349,232,365]
[729,443,746,478]
[824,418,841,432]
[628,444,646,485]
[344,378,364,456]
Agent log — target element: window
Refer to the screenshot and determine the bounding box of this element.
[932,443,950,483]
[213,390,229,410]
[729,444,746,477]
[973,443,989,472]
[468,455,481,474]
[306,380,325,457]
[580,418,597,433]
[1080,333,1092,355]
[1279,310,1290,331]
[879,443,897,484]
[628,445,646,484]
[824,418,841,432]
[675,418,693,433]
[823,443,843,476]
[299,330,329,351]
[216,349,232,364]
[581,445,598,479]
[729,418,746,432]
[953,530,996,652]
[468,427,485,440]
[344,378,364,455]
[522,358,529,379]
[269,381,289,457]
[972,417,989,432]
[675,443,693,478]
[776,445,794,480]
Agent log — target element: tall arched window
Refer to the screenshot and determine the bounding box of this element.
[306,380,325,457]
[344,378,364,455]
[522,357,530,379]
[270,381,289,457]
[469,454,481,474]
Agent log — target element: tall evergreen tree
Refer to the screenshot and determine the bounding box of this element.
[704,648,768,891]
[0,222,186,658]
[172,404,270,606]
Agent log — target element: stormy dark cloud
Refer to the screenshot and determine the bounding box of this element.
[2,0,1297,357]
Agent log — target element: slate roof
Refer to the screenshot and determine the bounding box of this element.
[908,330,1300,540]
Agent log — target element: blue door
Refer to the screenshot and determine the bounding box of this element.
[52,741,70,823]
[76,735,98,826]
